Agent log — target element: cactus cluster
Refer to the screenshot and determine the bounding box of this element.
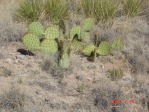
[23,22,59,55]
[22,19,124,68]
[81,37,124,61]
[70,18,94,42]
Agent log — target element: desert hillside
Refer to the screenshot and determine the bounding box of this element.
[0,0,148,112]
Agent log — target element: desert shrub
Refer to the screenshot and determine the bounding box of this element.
[44,0,69,24]
[15,0,43,22]
[0,88,27,112]
[81,0,120,22]
[122,0,144,17]
[81,0,95,17]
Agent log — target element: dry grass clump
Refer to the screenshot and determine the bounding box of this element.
[15,0,44,22]
[44,0,69,23]
[0,0,26,44]
[81,0,120,22]
[0,88,27,112]
[0,21,26,44]
[122,0,144,17]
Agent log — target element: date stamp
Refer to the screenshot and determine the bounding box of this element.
[111,99,135,104]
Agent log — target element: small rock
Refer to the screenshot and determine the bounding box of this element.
[76,75,84,81]
[17,54,26,59]
[6,58,13,64]
[119,77,132,85]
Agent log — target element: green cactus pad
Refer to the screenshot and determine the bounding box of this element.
[72,40,84,51]
[23,34,40,50]
[40,39,58,54]
[81,18,94,32]
[96,41,111,55]
[112,38,124,50]
[82,44,96,56]
[44,27,60,39]
[81,31,90,42]
[28,22,44,36]
[59,53,70,69]
[70,26,81,40]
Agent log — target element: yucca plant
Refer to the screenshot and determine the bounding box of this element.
[15,0,43,22]
[94,0,120,22]
[122,0,143,17]
[44,0,69,24]
[81,0,120,22]
[81,0,95,17]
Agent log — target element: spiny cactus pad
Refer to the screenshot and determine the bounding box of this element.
[81,18,94,32]
[28,22,44,36]
[82,44,96,56]
[59,53,70,69]
[81,31,90,42]
[70,26,81,40]
[96,41,111,55]
[44,27,60,39]
[23,34,40,50]
[72,40,84,51]
[112,38,124,50]
[40,39,58,54]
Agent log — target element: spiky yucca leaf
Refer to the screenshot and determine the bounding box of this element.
[81,18,94,31]
[44,27,60,39]
[82,44,96,56]
[112,38,124,50]
[70,26,81,40]
[23,34,40,50]
[28,22,44,36]
[96,41,111,55]
[59,52,70,69]
[40,39,58,54]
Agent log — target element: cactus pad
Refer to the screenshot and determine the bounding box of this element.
[44,27,60,39]
[82,44,96,56]
[70,26,81,40]
[112,38,124,50]
[23,34,40,50]
[59,53,70,69]
[96,41,111,55]
[40,39,58,54]
[81,31,90,42]
[72,40,84,51]
[81,18,94,32]
[28,22,44,36]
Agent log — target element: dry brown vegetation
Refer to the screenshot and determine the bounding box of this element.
[0,0,149,112]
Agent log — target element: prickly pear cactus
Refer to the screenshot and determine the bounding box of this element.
[40,39,58,54]
[23,34,40,50]
[28,22,44,36]
[72,40,84,51]
[112,38,124,50]
[81,44,96,56]
[44,27,60,39]
[70,26,81,40]
[80,31,90,42]
[81,18,94,32]
[96,41,111,55]
[59,52,70,69]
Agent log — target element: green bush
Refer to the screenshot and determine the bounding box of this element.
[15,0,43,22]
[122,0,143,17]
[44,0,69,24]
[81,0,120,22]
